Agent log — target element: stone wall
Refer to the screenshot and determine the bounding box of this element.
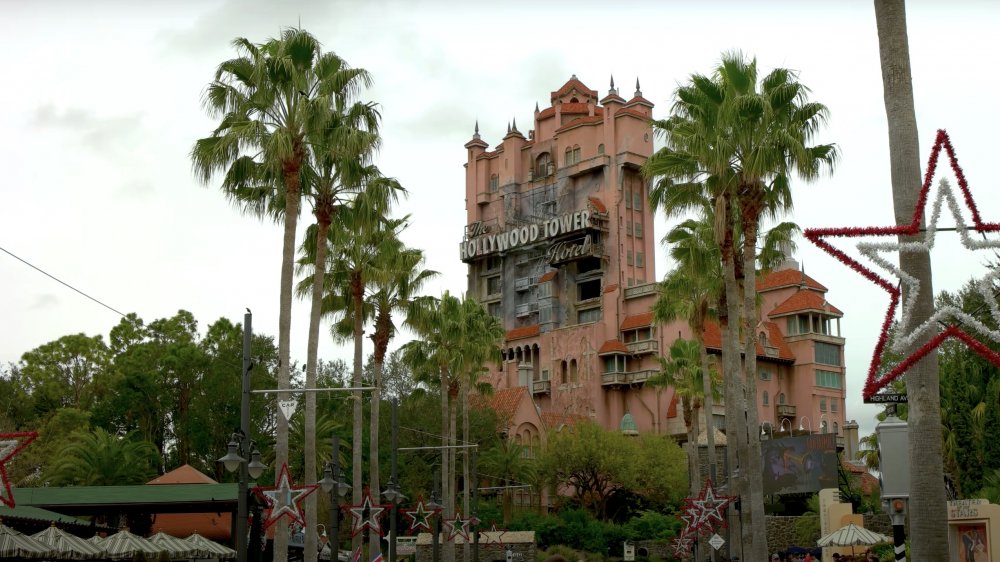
[764,514,895,553]
[414,531,535,562]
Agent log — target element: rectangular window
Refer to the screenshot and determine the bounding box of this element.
[787,317,798,336]
[831,400,839,413]
[759,369,772,381]
[798,314,811,334]
[579,308,601,324]
[633,190,643,210]
[815,342,841,366]
[626,221,633,237]
[577,279,601,301]
[634,222,643,238]
[627,278,634,287]
[486,275,501,296]
[489,175,499,192]
[636,252,644,268]
[488,302,502,318]
[815,370,843,389]
[820,398,828,412]
[627,250,634,266]
[625,189,632,209]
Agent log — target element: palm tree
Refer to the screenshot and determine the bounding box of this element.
[874,1,948,557]
[479,441,537,524]
[192,29,356,559]
[643,51,837,561]
[48,428,159,486]
[652,338,705,496]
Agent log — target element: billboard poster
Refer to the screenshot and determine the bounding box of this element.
[959,524,990,562]
[761,433,838,495]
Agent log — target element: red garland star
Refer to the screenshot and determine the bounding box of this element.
[805,129,1000,399]
[0,432,37,508]
[671,533,695,559]
[680,479,735,536]
[344,489,391,538]
[402,497,441,533]
[480,521,507,546]
[251,463,319,530]
[442,511,473,542]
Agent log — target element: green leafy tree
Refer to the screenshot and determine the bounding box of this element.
[48,428,160,486]
[479,440,538,524]
[19,333,110,416]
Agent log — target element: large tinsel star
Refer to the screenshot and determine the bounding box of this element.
[402,498,440,533]
[671,533,695,559]
[683,479,735,533]
[346,490,389,538]
[442,512,473,542]
[252,463,318,529]
[805,129,1000,398]
[0,432,37,508]
[480,522,507,546]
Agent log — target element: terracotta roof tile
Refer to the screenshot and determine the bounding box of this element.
[769,290,843,317]
[613,108,649,121]
[541,412,587,431]
[621,312,654,330]
[666,392,678,418]
[600,92,626,104]
[758,269,827,292]
[843,460,879,494]
[551,77,598,101]
[538,271,557,283]
[603,283,619,294]
[555,115,602,133]
[598,339,628,354]
[148,464,217,485]
[560,102,590,114]
[506,324,540,341]
[475,149,501,161]
[624,95,654,107]
[537,106,555,120]
[588,197,607,214]
[703,321,796,362]
[485,387,526,425]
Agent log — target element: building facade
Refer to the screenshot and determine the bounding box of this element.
[461,76,847,448]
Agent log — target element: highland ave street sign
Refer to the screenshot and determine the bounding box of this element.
[863,393,908,404]
[459,209,591,260]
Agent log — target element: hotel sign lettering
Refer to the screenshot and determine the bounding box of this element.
[547,235,594,265]
[460,209,591,260]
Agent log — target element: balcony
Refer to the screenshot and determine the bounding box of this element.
[476,192,492,205]
[624,283,658,300]
[515,277,535,291]
[627,369,657,384]
[775,404,797,418]
[626,340,659,355]
[601,372,628,386]
[515,302,539,317]
[531,380,551,395]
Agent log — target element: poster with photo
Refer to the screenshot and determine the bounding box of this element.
[959,524,989,562]
[761,433,838,496]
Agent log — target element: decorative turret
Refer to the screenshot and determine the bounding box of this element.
[464,120,488,150]
[600,73,625,106]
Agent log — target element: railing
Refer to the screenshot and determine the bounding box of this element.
[627,369,658,384]
[531,380,551,395]
[626,340,659,355]
[775,404,797,417]
[515,277,535,291]
[515,302,539,317]
[601,372,628,386]
[624,283,658,299]
[764,345,779,358]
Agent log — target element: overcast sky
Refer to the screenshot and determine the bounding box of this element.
[2,0,998,438]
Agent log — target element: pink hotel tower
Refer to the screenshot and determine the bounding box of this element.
[459,76,854,458]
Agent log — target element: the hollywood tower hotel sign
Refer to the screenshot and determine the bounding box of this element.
[459,209,593,264]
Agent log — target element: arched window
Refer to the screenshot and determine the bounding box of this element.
[762,391,769,406]
[570,359,578,383]
[572,145,581,164]
[778,393,786,405]
[833,422,839,434]
[821,420,829,434]
[565,147,574,166]
[597,143,605,155]
[536,152,553,176]
[560,360,568,384]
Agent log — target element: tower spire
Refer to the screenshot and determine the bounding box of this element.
[511,117,518,132]
[609,74,618,96]
[535,101,540,113]
[634,77,642,98]
[473,120,480,140]
[507,121,511,134]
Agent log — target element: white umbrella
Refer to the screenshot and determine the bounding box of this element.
[32,524,105,559]
[184,532,236,560]
[818,523,891,547]
[101,528,164,561]
[0,521,53,559]
[149,531,198,559]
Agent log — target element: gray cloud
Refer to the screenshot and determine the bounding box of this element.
[32,104,143,154]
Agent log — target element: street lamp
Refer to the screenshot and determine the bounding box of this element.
[319,435,351,562]
[428,472,442,562]
[760,421,774,440]
[382,399,402,562]
[216,311,269,562]
[798,416,812,434]
[778,418,792,433]
[819,413,830,434]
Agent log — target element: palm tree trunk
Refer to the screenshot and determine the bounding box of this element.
[304,216,331,562]
[274,161,302,562]
[439,368,452,562]
[719,212,747,558]
[740,211,767,561]
[351,271,365,556]
[875,1,948,557]
[695,321,718,487]
[684,397,697,496]
[368,365,382,557]
[461,380,471,562]
[445,382,459,562]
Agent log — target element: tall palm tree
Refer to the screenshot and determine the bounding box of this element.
[192,29,357,559]
[643,51,837,561]
[653,338,705,496]
[654,216,722,485]
[298,60,382,562]
[479,440,537,524]
[874,1,947,556]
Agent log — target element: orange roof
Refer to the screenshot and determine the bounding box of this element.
[666,392,678,418]
[148,464,217,485]
[621,311,654,330]
[551,77,598,101]
[769,290,843,317]
[598,339,628,354]
[703,321,796,362]
[603,283,619,294]
[624,95,654,107]
[506,324,540,341]
[537,106,555,120]
[475,149,501,161]
[613,108,649,121]
[560,102,590,114]
[600,92,626,104]
[486,386,527,425]
[538,271,557,283]
[758,269,827,292]
[588,197,608,214]
[843,460,879,494]
[555,115,603,133]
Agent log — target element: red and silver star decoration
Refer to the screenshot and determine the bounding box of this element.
[0,432,37,508]
[442,512,473,542]
[671,533,695,559]
[251,463,318,530]
[805,130,1000,399]
[402,497,440,533]
[345,490,389,538]
[682,479,735,533]
[480,522,507,546]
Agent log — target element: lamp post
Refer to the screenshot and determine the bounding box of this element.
[819,413,830,434]
[217,311,268,562]
[319,435,350,562]
[381,399,402,562]
[798,416,812,434]
[760,421,774,440]
[876,409,909,562]
[429,471,442,562]
[779,418,792,434]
